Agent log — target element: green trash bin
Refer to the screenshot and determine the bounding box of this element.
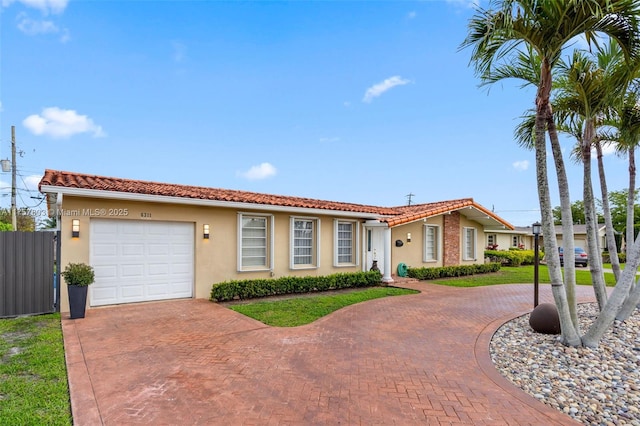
[397,262,408,277]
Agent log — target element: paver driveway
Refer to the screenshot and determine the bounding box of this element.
[63,282,595,425]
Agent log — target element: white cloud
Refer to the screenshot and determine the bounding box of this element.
[171,41,187,63]
[512,160,529,171]
[363,76,411,103]
[407,11,416,19]
[0,101,3,112]
[238,162,277,180]
[2,0,69,14]
[15,12,69,41]
[445,0,479,8]
[17,13,58,35]
[319,137,340,143]
[23,107,106,139]
[23,174,43,191]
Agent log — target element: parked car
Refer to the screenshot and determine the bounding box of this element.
[559,247,588,267]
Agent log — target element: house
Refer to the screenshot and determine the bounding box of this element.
[486,226,536,251]
[549,224,608,253]
[39,170,514,313]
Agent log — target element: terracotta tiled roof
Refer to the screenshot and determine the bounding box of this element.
[39,169,395,215]
[38,169,514,229]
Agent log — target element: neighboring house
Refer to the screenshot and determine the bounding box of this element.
[39,169,514,313]
[491,224,608,255]
[550,224,607,253]
[486,226,535,250]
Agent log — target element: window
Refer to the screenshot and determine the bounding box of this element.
[291,217,320,268]
[423,225,439,262]
[487,234,496,246]
[463,227,477,260]
[334,220,359,266]
[238,214,273,271]
[512,236,519,247]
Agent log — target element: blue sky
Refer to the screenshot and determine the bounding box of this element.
[0,0,632,226]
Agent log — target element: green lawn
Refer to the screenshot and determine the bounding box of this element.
[229,287,419,326]
[430,265,617,287]
[0,313,71,426]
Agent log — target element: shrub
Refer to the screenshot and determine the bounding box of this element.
[484,249,536,266]
[602,251,626,264]
[210,270,382,302]
[61,263,95,287]
[407,263,500,280]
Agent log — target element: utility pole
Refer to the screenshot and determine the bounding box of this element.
[11,126,17,231]
[406,193,415,206]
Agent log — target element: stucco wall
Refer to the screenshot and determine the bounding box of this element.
[58,196,361,312]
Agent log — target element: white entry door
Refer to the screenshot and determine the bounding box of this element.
[364,226,385,275]
[89,219,194,306]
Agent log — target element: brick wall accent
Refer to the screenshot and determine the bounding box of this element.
[443,212,460,266]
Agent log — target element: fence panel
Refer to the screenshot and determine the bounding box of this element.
[0,231,56,318]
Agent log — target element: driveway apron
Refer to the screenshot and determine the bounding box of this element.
[63,282,595,425]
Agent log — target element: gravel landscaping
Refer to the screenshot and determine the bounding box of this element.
[491,304,640,425]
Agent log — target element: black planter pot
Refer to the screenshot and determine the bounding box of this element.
[68,285,88,319]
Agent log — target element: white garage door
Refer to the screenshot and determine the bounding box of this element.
[90,219,194,306]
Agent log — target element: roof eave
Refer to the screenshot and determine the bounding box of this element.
[39,185,388,220]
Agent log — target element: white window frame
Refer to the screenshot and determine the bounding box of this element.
[333,219,359,267]
[423,224,440,262]
[512,236,519,247]
[237,213,274,272]
[487,234,496,246]
[290,216,320,269]
[463,227,477,261]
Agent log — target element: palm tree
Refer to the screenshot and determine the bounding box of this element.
[552,44,631,310]
[462,0,640,347]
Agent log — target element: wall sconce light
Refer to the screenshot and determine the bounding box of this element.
[72,219,80,238]
[203,224,210,239]
[407,232,412,243]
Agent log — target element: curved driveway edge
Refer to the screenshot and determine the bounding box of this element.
[63,282,596,425]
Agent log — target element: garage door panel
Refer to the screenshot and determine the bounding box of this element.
[90,219,194,306]
[148,263,169,275]
[93,243,118,257]
[122,244,145,256]
[148,244,170,255]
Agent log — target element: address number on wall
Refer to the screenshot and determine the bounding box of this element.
[140,212,152,218]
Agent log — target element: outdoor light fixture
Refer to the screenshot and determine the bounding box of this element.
[532,221,542,307]
[203,224,210,239]
[532,222,542,237]
[72,219,80,238]
[407,232,412,243]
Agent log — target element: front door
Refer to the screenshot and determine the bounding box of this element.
[364,226,385,275]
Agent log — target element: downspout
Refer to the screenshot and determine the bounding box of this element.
[382,226,394,284]
[55,193,63,312]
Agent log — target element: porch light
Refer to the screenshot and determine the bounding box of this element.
[407,232,412,243]
[203,224,210,239]
[72,219,80,238]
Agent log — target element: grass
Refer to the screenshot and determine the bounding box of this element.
[430,264,617,287]
[0,313,71,426]
[229,287,419,326]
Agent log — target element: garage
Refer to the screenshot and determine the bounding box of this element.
[89,219,194,306]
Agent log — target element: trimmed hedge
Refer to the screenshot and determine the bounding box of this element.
[484,249,536,266]
[406,262,501,280]
[210,270,383,302]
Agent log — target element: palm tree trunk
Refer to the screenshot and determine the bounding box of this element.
[583,230,640,346]
[582,121,607,310]
[537,62,581,347]
[596,141,622,281]
[547,113,579,331]
[626,148,636,254]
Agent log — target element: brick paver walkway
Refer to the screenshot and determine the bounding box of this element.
[63,282,594,425]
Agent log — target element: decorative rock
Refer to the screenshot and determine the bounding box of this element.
[529,303,561,334]
[491,303,640,425]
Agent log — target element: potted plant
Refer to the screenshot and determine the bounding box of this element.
[61,263,95,319]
